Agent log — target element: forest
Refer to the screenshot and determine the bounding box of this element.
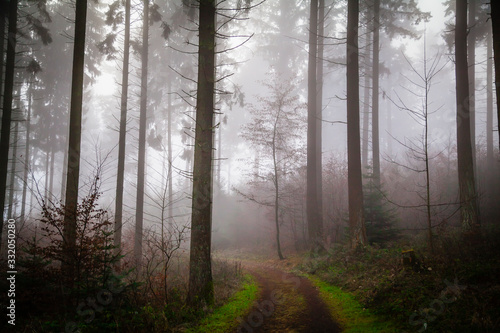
[0,0,499,332]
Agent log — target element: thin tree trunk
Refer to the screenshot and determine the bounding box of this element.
[62,0,87,286]
[49,146,55,197]
[486,23,493,173]
[316,0,325,234]
[134,0,149,268]
[114,0,131,263]
[347,0,367,248]
[372,0,381,187]
[167,78,173,228]
[491,0,500,151]
[0,0,18,250]
[273,108,284,260]
[361,20,372,170]
[468,0,476,167]
[0,6,6,106]
[307,0,319,244]
[455,0,480,232]
[44,148,49,203]
[21,80,33,222]
[60,131,68,201]
[188,0,216,307]
[8,122,19,219]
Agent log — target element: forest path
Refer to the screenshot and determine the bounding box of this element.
[237,261,341,333]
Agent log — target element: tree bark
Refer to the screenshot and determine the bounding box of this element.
[7,121,19,219]
[134,0,149,268]
[455,0,480,232]
[361,18,372,170]
[491,0,500,151]
[307,0,319,243]
[468,0,476,167]
[0,0,18,252]
[0,4,6,106]
[21,80,33,222]
[316,0,325,235]
[62,0,88,285]
[347,0,367,248]
[114,0,131,264]
[187,0,216,307]
[372,0,381,187]
[486,22,493,173]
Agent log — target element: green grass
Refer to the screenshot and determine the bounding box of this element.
[308,275,399,333]
[186,274,259,333]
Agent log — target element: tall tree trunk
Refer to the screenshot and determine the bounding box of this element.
[0,5,6,106]
[167,77,173,228]
[62,0,88,286]
[44,147,49,203]
[134,0,149,268]
[468,0,476,167]
[114,0,131,264]
[21,80,33,222]
[0,0,18,251]
[316,0,325,234]
[371,0,381,187]
[361,19,372,170]
[8,122,19,219]
[187,0,216,307]
[273,109,284,260]
[455,0,480,232]
[307,0,320,244]
[491,0,500,151]
[60,131,68,201]
[347,0,367,248]
[486,23,493,174]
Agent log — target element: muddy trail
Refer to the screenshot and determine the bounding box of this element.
[237,262,341,333]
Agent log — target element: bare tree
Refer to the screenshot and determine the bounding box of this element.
[240,74,305,260]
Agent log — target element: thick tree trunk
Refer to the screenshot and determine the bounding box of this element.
[307,0,320,243]
[372,0,381,187]
[316,0,325,234]
[0,0,18,251]
[62,0,88,285]
[188,0,216,307]
[114,0,131,264]
[0,6,6,106]
[455,0,480,232]
[491,0,500,151]
[347,0,367,248]
[134,0,149,268]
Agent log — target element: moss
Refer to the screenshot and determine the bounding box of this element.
[186,274,259,333]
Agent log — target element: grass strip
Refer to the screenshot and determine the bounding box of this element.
[187,274,259,333]
[308,275,399,333]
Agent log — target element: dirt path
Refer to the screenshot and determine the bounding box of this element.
[237,262,341,333]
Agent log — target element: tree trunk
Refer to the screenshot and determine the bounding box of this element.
[455,0,480,232]
[491,0,500,151]
[167,77,173,229]
[468,0,476,167]
[21,80,33,222]
[62,0,88,286]
[0,0,18,251]
[0,5,6,106]
[307,0,319,244]
[372,0,381,187]
[486,23,494,174]
[187,0,216,307]
[316,0,325,235]
[361,18,372,170]
[347,0,367,248]
[114,0,131,264]
[273,109,284,260]
[134,0,149,268]
[7,122,19,219]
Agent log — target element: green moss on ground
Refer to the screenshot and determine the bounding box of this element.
[187,274,259,333]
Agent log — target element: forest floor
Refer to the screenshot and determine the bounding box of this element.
[240,260,341,333]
